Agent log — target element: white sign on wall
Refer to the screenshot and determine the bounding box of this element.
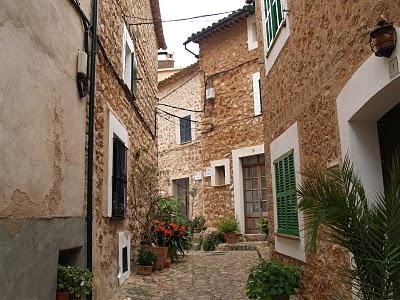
[204,167,212,177]
[194,171,202,181]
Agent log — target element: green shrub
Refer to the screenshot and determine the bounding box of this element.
[217,217,239,233]
[57,265,93,298]
[258,217,269,237]
[246,259,300,300]
[137,248,157,266]
[202,231,226,251]
[192,215,206,229]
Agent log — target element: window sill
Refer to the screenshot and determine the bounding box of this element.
[265,20,286,59]
[275,232,300,240]
[211,183,229,187]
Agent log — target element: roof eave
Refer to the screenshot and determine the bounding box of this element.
[151,0,167,50]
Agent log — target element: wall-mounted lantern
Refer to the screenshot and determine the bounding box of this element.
[370,21,397,58]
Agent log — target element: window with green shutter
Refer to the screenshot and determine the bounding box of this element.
[264,0,285,50]
[274,149,299,236]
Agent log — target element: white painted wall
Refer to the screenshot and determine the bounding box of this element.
[270,122,306,262]
[337,28,400,200]
[232,144,265,234]
[117,231,131,284]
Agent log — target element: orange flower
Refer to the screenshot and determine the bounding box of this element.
[164,229,172,236]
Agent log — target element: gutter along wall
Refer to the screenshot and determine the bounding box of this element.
[0,0,90,298]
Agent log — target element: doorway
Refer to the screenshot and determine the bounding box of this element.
[242,154,268,234]
[172,178,190,218]
[378,103,400,189]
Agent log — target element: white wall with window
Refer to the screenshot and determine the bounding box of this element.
[337,39,400,201]
[252,72,262,116]
[122,24,137,93]
[247,15,258,51]
[117,231,131,284]
[270,122,306,262]
[106,110,128,218]
[210,159,231,187]
[261,0,290,75]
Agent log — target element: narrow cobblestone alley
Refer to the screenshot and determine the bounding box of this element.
[116,251,260,300]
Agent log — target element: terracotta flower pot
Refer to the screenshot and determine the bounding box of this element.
[224,232,239,244]
[56,291,69,300]
[136,265,153,276]
[164,256,172,268]
[145,246,168,270]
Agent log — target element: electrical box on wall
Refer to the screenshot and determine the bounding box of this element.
[77,50,89,98]
[206,87,215,100]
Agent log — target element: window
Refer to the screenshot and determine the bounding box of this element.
[211,159,231,186]
[180,115,192,143]
[122,24,137,93]
[122,247,128,273]
[252,72,262,115]
[107,111,128,218]
[247,16,258,50]
[273,149,299,236]
[112,137,127,218]
[264,0,285,50]
[118,231,131,284]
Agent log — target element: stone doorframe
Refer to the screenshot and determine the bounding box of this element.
[337,31,400,200]
[232,144,264,234]
[170,175,193,220]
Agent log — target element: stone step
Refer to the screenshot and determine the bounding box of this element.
[242,234,266,242]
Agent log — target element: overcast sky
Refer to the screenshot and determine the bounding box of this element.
[159,0,245,68]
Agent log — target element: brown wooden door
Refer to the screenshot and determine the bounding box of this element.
[172,178,189,218]
[243,155,268,234]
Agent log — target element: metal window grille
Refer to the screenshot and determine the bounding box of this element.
[180,115,192,143]
[264,0,284,50]
[112,137,128,218]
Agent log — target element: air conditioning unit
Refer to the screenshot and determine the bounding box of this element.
[205,87,215,100]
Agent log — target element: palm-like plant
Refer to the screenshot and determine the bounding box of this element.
[297,155,400,300]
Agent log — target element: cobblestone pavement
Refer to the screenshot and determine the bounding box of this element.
[116,250,260,300]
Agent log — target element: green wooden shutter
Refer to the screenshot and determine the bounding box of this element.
[131,52,137,94]
[274,150,299,236]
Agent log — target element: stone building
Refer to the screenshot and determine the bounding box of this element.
[161,4,266,233]
[157,63,203,220]
[253,0,400,298]
[0,0,165,298]
[93,0,166,298]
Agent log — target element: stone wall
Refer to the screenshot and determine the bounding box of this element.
[93,0,160,298]
[157,64,204,218]
[198,18,264,226]
[254,0,400,298]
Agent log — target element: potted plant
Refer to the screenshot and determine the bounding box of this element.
[192,215,206,233]
[246,259,300,300]
[57,265,93,300]
[258,217,269,239]
[136,248,157,276]
[217,217,239,244]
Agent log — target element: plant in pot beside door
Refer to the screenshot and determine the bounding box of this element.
[217,217,239,244]
[136,248,157,276]
[57,265,93,300]
[246,259,300,300]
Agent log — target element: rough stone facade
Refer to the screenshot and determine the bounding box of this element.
[198,16,264,226]
[254,0,400,298]
[0,1,90,298]
[93,0,163,298]
[157,63,204,219]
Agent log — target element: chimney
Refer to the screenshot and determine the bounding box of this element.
[158,51,175,69]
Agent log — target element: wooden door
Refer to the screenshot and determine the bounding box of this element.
[378,103,400,190]
[172,178,189,218]
[243,155,268,234]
